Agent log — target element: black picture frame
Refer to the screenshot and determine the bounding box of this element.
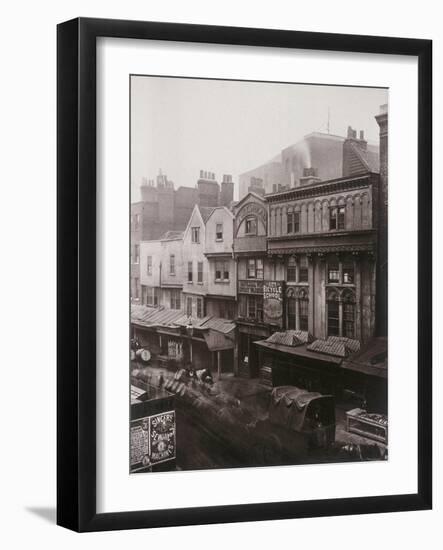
[57,17,432,532]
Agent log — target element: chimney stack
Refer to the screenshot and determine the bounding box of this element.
[197,169,220,206]
[220,174,234,206]
[347,126,357,139]
[299,167,321,187]
[248,176,265,196]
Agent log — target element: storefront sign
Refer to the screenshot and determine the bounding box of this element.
[238,279,264,294]
[130,410,176,471]
[263,280,284,327]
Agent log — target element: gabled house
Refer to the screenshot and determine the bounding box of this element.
[204,206,236,320]
[182,205,214,319]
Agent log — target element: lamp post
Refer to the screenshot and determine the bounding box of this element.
[186,317,194,364]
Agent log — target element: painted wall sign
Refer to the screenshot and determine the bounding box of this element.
[263,280,284,326]
[130,417,151,470]
[149,411,176,464]
[130,410,176,471]
[237,202,267,224]
[238,280,264,294]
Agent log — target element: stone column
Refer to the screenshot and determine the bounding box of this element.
[338,298,343,337]
[308,254,315,336]
[295,297,300,331]
[354,252,362,341]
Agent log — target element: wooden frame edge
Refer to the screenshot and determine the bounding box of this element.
[57,17,432,532]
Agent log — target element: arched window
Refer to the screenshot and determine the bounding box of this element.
[287,290,296,330]
[286,287,309,331]
[245,216,257,235]
[327,290,340,336]
[342,291,356,338]
[287,256,297,282]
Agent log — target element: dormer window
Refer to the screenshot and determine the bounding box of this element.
[216,223,223,241]
[245,217,257,235]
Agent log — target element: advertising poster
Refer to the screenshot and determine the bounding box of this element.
[263,281,284,327]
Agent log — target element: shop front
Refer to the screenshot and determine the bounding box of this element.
[237,322,271,378]
[255,339,344,396]
[341,337,387,413]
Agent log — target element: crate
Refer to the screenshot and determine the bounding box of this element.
[259,365,273,387]
[346,408,388,444]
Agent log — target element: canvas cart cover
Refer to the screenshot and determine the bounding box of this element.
[269,386,331,431]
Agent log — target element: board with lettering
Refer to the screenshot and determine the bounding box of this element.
[263,280,285,327]
[130,411,176,471]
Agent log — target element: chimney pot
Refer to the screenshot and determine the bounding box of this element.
[360,130,365,140]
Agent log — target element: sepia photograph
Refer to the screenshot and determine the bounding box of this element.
[129,75,389,473]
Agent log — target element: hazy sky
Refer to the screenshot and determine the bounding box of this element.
[131,76,388,201]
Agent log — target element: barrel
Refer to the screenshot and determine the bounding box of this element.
[135,348,151,363]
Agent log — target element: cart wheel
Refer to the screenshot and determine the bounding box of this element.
[262,434,283,464]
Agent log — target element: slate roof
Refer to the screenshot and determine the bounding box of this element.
[255,340,343,365]
[199,317,236,334]
[173,314,212,329]
[347,142,380,175]
[131,306,235,335]
[198,206,216,224]
[131,305,184,328]
[160,230,184,241]
[307,336,360,358]
[265,330,314,347]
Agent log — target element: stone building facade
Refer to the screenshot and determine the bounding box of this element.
[375,104,388,336]
[233,110,387,379]
[266,172,379,343]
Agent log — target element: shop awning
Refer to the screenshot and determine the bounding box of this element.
[203,330,235,351]
[131,305,184,328]
[199,317,236,334]
[131,306,236,343]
